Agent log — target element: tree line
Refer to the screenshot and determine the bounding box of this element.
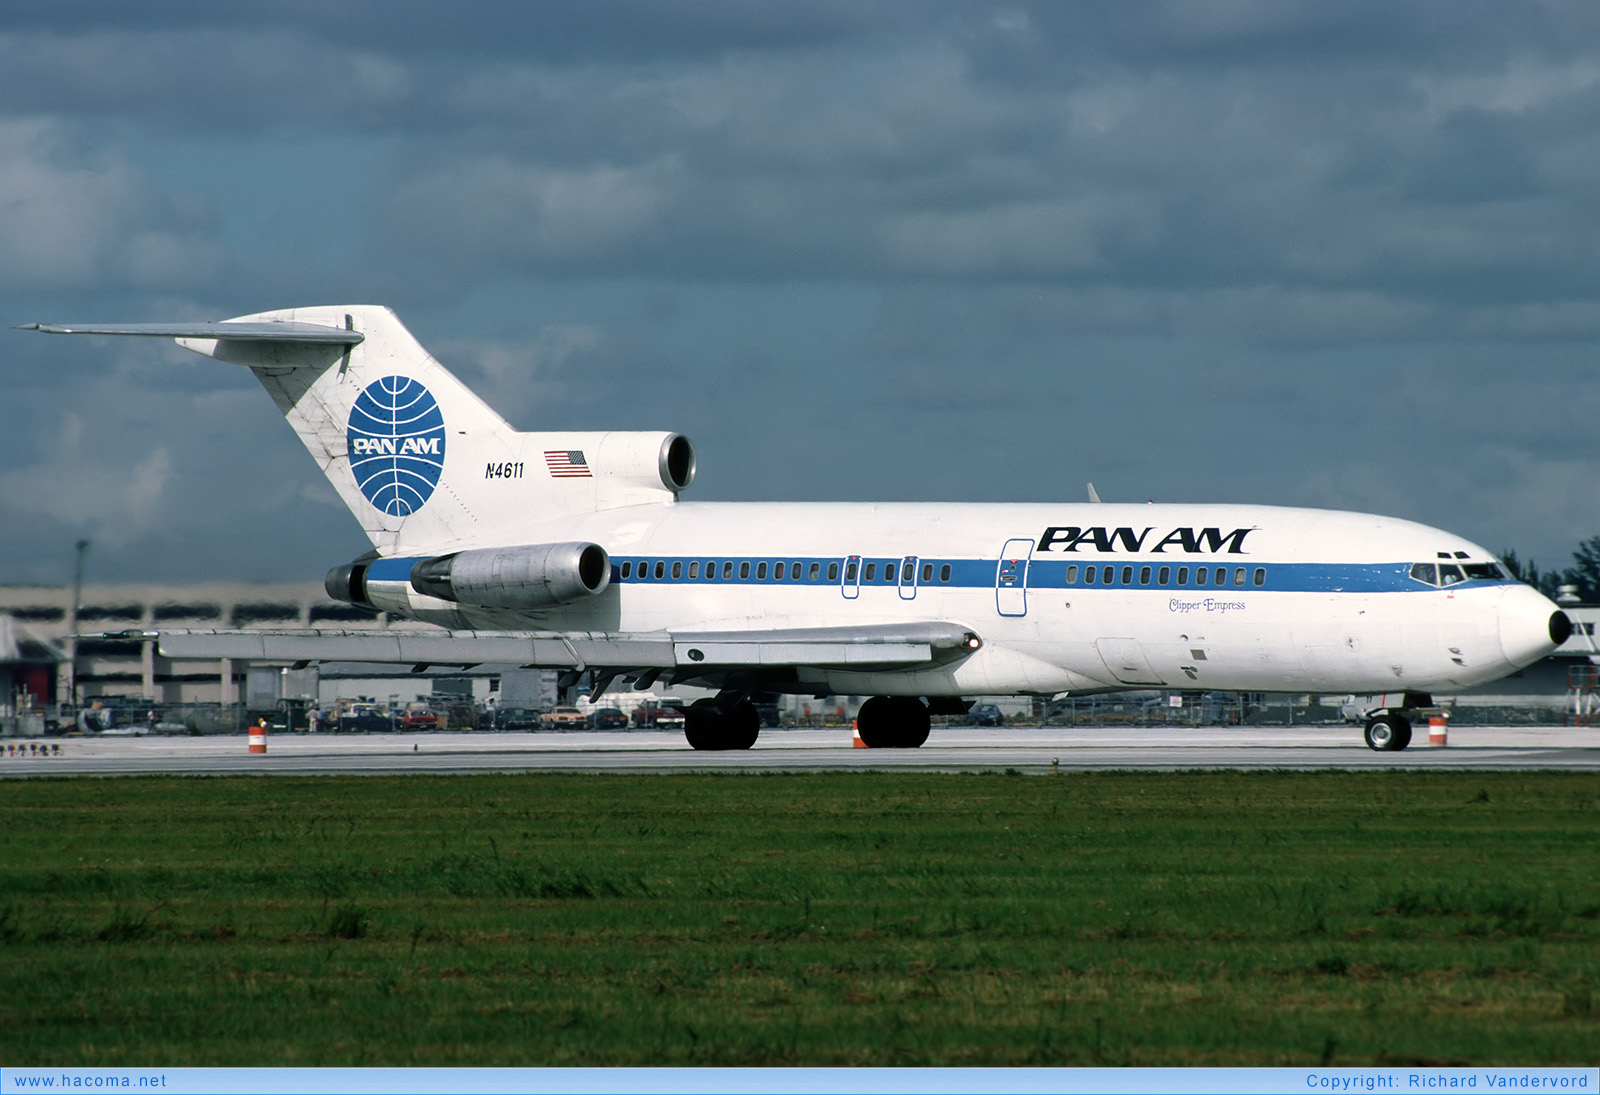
[1500,535,1600,602]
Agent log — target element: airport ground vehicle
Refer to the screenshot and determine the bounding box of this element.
[35,305,1570,754]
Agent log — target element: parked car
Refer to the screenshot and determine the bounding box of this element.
[495,707,541,731]
[588,707,629,729]
[542,706,587,729]
[632,699,686,728]
[399,704,438,730]
[337,703,392,733]
[967,703,1004,726]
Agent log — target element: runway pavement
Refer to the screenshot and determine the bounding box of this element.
[2,724,1596,776]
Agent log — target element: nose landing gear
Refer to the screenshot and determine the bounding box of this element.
[1362,692,1435,751]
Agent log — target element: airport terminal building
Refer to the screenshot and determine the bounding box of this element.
[0,581,473,714]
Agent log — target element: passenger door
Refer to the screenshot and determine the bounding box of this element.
[996,539,1033,617]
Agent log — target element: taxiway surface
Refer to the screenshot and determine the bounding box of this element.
[3,725,1596,777]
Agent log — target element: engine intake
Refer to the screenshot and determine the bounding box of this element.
[409,542,610,609]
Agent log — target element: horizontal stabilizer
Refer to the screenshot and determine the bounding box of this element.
[107,621,979,671]
[19,321,364,345]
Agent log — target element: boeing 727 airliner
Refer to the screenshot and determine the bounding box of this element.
[26,306,1573,751]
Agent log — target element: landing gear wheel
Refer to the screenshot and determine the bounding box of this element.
[890,697,931,748]
[684,699,760,751]
[1364,714,1412,752]
[855,696,930,748]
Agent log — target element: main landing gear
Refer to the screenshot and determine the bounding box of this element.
[854,696,931,748]
[1362,692,1435,752]
[684,696,760,751]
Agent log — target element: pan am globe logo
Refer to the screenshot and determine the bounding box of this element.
[347,376,447,516]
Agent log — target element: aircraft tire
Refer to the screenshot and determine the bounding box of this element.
[684,699,760,750]
[1363,715,1410,752]
[1390,716,1412,751]
[856,696,930,747]
[892,697,931,748]
[722,701,760,749]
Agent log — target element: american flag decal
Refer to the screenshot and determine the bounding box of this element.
[544,450,592,478]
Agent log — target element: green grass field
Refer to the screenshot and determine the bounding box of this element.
[2,770,1596,1065]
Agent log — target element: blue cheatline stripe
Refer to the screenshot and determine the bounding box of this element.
[364,553,1518,595]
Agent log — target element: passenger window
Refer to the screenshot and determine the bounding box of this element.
[902,561,914,582]
[774,562,785,580]
[794,561,803,578]
[1194,567,1207,585]
[921,563,933,583]
[672,561,682,580]
[655,562,665,580]
[688,561,699,580]
[1085,566,1096,585]
[739,561,750,580]
[940,564,952,582]
[1410,563,1438,586]
[757,562,768,580]
[1439,564,1465,586]
[1158,566,1170,585]
[1140,566,1151,585]
[723,561,734,580]
[865,562,877,582]
[1233,567,1245,586]
[621,561,632,579]
[1066,565,1078,584]
[1177,566,1189,585]
[1121,566,1133,585]
[705,560,714,577]
[1101,566,1114,584]
[886,564,896,583]
[844,560,857,581]
[1252,567,1265,586]
[810,562,821,581]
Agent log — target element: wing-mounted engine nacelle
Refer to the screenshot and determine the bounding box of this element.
[408,542,611,609]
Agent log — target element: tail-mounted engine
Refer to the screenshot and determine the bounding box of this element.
[409,542,610,609]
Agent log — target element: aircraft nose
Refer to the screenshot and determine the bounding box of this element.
[1498,584,1570,667]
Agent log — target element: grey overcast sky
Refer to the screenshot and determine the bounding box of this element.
[3,1,1599,586]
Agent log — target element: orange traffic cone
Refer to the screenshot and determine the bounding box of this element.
[852,720,867,748]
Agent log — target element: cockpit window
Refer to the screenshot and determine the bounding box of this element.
[1439,564,1466,586]
[1410,562,1438,586]
[1463,563,1505,580]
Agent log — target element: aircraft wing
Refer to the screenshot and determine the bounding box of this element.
[120,622,980,671]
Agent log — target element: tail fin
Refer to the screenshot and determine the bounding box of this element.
[179,305,519,555]
[33,305,694,555]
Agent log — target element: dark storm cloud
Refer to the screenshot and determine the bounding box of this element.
[2,2,1599,581]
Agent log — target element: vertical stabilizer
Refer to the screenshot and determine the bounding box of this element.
[171,306,692,555]
[177,306,512,556]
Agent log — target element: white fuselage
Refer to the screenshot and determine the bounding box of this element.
[355,500,1561,698]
